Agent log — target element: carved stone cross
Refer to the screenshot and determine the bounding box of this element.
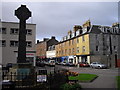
[15,5,31,63]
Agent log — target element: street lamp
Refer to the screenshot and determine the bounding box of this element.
[107,53,111,68]
[114,50,117,67]
[107,54,109,68]
[107,30,112,68]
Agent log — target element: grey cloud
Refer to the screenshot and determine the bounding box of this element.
[2,2,118,41]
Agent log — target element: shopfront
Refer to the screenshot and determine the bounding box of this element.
[76,55,90,64]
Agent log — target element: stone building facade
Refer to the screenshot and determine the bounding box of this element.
[89,23,120,67]
[55,20,120,68]
[36,36,58,60]
[1,21,36,66]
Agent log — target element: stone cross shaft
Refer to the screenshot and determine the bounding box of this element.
[15,5,31,63]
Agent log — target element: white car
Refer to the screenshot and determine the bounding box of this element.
[0,64,2,69]
[90,62,107,69]
[48,60,55,66]
[61,62,67,66]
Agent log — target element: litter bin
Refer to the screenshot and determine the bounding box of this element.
[2,80,15,89]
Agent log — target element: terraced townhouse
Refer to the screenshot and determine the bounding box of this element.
[55,20,120,68]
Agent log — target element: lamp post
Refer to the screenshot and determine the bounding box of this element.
[107,54,110,68]
[107,29,112,68]
[114,50,117,67]
[107,54,111,68]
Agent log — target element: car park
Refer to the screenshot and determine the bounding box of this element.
[79,62,90,67]
[90,62,107,69]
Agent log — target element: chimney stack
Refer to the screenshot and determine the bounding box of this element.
[43,38,49,41]
[37,40,39,44]
[51,36,55,39]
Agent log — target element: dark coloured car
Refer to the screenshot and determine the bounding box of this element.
[79,62,90,67]
[36,61,45,67]
[6,63,13,68]
[6,63,13,70]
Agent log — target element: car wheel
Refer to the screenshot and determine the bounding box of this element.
[91,66,93,68]
[98,66,101,69]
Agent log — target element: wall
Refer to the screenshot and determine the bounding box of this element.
[76,34,90,55]
[36,41,46,58]
[1,22,36,66]
[46,50,56,58]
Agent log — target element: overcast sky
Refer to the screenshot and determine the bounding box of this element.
[1,1,119,42]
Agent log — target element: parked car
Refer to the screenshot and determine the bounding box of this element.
[44,61,49,65]
[90,62,107,69]
[6,63,13,70]
[36,61,45,67]
[66,62,75,66]
[48,60,55,66]
[61,61,67,66]
[55,61,61,65]
[6,63,13,68]
[79,62,90,67]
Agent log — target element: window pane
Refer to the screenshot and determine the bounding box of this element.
[0,40,6,47]
[10,41,18,47]
[10,28,19,34]
[0,28,6,34]
[82,46,85,52]
[26,29,32,35]
[26,41,32,47]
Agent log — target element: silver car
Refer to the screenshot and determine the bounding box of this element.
[90,62,107,69]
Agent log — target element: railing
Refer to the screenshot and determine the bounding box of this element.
[2,71,37,88]
[2,69,68,89]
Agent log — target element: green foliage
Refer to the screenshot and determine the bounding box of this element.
[116,76,120,90]
[60,83,81,90]
[69,73,98,82]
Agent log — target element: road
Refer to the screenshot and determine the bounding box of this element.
[71,67,118,89]
[36,65,119,89]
